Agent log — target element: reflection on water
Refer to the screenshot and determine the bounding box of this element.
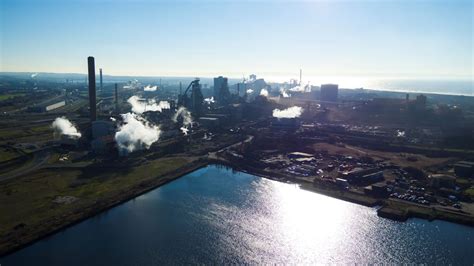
[2,165,473,265]
[266,75,474,96]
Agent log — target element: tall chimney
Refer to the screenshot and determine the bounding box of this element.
[299,69,302,86]
[99,68,103,91]
[88,56,97,122]
[115,83,118,112]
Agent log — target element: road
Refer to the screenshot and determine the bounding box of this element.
[208,135,254,160]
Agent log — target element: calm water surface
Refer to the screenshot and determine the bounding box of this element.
[2,165,473,265]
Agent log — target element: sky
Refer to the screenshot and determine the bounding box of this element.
[0,0,472,80]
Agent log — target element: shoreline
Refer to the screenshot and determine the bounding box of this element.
[2,158,473,257]
[211,159,474,227]
[0,159,208,257]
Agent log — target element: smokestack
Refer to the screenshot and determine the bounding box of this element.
[115,83,118,112]
[237,83,240,96]
[179,82,182,95]
[99,68,103,91]
[88,56,97,123]
[299,69,302,86]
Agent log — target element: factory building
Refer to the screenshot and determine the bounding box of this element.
[198,117,220,129]
[213,76,230,106]
[92,120,114,139]
[91,120,115,154]
[28,100,66,112]
[320,84,338,103]
[178,78,204,117]
[454,161,474,178]
[271,117,299,131]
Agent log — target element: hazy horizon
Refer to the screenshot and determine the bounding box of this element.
[1,0,472,79]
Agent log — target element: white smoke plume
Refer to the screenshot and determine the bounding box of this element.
[396,130,406,138]
[115,113,161,153]
[110,117,116,122]
[52,117,82,139]
[31,73,38,78]
[260,88,269,97]
[289,85,304,92]
[144,85,158,92]
[172,107,193,127]
[272,106,304,118]
[128,96,170,114]
[289,83,311,93]
[123,79,140,90]
[204,97,215,104]
[280,88,291,98]
[180,126,189,136]
[246,89,254,94]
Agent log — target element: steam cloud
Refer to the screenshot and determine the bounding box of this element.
[289,85,303,92]
[260,88,269,97]
[204,97,215,104]
[172,107,192,126]
[396,130,406,137]
[115,113,161,153]
[246,89,254,94]
[123,79,140,90]
[128,96,170,114]
[289,83,311,93]
[31,73,38,78]
[173,107,193,136]
[180,126,189,136]
[272,106,304,118]
[280,88,291,98]
[144,85,158,92]
[52,117,82,139]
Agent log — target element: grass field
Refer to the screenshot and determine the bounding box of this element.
[0,157,190,237]
[0,93,26,101]
[0,148,20,162]
[0,124,52,142]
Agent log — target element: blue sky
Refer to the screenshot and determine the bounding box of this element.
[0,0,472,79]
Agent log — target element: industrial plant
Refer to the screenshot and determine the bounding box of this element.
[0,56,474,258]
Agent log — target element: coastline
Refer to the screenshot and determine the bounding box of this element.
[2,158,473,257]
[0,158,208,257]
[211,159,474,228]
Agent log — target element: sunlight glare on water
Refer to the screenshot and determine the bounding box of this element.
[2,165,473,265]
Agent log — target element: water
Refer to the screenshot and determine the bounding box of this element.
[267,75,474,96]
[2,165,473,265]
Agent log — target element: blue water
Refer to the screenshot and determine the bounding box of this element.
[2,165,473,265]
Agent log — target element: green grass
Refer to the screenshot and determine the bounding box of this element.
[0,157,190,236]
[0,148,20,162]
[0,93,26,101]
[0,124,52,141]
[463,187,474,199]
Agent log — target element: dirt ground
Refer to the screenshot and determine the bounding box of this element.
[311,142,455,170]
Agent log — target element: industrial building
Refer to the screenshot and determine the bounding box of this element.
[213,76,230,106]
[320,84,339,103]
[271,117,299,131]
[27,100,66,112]
[178,78,204,117]
[198,117,220,128]
[454,161,474,178]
